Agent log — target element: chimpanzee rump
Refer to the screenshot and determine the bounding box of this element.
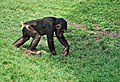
[12,17,69,56]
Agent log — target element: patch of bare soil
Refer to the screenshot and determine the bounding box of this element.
[92,30,120,40]
[68,20,120,41]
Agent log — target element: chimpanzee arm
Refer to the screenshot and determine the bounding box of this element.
[55,32,70,56]
[56,35,69,47]
[47,32,56,55]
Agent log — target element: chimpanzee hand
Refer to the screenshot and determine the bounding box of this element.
[63,47,69,56]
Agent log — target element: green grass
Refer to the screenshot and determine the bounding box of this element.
[0,0,120,82]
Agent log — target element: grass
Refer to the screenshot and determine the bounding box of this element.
[0,0,120,82]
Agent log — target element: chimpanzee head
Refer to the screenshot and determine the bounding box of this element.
[55,18,67,37]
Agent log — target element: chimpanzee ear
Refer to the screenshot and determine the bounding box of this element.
[55,24,62,29]
[56,24,61,27]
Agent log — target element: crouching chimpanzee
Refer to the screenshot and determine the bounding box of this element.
[12,17,70,56]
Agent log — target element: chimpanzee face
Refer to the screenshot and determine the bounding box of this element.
[55,24,65,37]
[55,18,67,37]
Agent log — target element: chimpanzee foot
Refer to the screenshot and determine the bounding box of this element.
[25,50,42,56]
[36,51,42,55]
[33,48,42,55]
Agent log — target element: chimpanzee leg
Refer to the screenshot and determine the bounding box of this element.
[12,36,30,47]
[27,34,41,51]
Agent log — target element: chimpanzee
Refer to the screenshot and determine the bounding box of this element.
[12,17,69,56]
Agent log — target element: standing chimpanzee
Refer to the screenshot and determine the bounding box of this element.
[12,17,69,56]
